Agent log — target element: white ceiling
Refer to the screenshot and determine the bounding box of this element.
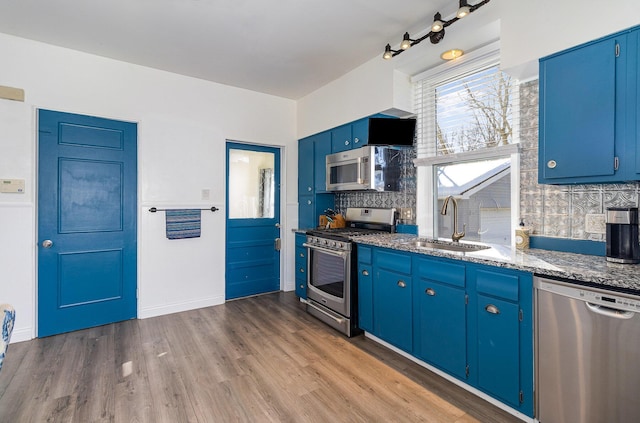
[0,0,456,99]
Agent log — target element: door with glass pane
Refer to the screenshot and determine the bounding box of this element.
[225,142,281,300]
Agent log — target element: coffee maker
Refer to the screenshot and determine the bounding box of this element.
[606,207,640,263]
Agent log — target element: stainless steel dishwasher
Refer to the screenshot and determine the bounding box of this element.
[535,276,640,423]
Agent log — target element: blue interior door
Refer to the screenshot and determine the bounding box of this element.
[225,142,281,300]
[38,109,137,337]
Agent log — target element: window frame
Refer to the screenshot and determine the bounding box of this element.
[412,43,520,247]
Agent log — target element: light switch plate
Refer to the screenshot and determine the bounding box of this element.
[0,179,25,193]
[585,213,606,234]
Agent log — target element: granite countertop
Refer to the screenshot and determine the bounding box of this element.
[354,233,640,293]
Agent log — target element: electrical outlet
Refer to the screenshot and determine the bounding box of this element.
[585,214,606,234]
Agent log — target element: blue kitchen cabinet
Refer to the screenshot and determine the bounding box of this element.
[373,249,413,352]
[313,131,332,192]
[298,193,334,230]
[357,246,373,332]
[355,242,534,418]
[413,257,467,380]
[351,118,368,149]
[468,265,534,416]
[539,25,639,184]
[298,136,314,197]
[330,114,396,153]
[331,124,353,153]
[294,233,308,299]
[298,131,334,229]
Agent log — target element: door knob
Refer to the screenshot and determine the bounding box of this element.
[42,240,53,248]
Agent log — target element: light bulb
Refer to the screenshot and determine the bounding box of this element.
[401,33,412,50]
[457,6,470,18]
[431,12,444,32]
[383,44,393,60]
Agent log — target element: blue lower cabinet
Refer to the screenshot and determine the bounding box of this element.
[357,263,373,332]
[414,278,467,380]
[357,244,534,418]
[469,265,534,417]
[476,295,520,405]
[374,268,412,352]
[294,233,308,299]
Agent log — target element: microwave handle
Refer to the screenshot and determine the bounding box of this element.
[357,157,367,184]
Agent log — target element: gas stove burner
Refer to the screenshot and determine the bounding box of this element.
[306,227,388,241]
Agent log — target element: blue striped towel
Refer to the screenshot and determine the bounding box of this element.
[165,209,201,239]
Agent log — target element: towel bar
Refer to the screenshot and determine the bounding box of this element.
[149,206,219,213]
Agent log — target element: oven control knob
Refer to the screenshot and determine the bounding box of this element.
[337,242,343,248]
[330,241,336,247]
[322,239,328,245]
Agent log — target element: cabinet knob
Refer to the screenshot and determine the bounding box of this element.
[299,268,305,273]
[397,280,407,288]
[307,200,312,205]
[547,160,557,169]
[344,140,350,146]
[361,269,369,276]
[354,137,360,144]
[425,288,436,296]
[307,186,312,192]
[485,304,500,314]
[299,252,304,258]
[299,284,304,289]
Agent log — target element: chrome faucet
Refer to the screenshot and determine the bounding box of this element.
[441,195,465,242]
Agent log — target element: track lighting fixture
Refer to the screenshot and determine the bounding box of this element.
[401,32,414,50]
[382,0,491,60]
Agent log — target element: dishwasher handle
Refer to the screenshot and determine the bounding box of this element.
[585,302,635,320]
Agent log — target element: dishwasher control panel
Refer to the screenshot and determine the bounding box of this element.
[536,278,640,313]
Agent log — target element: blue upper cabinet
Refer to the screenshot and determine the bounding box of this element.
[298,131,334,229]
[351,118,369,149]
[298,136,314,197]
[314,131,332,192]
[539,26,639,184]
[331,124,352,153]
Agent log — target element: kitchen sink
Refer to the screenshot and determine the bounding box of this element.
[404,239,491,253]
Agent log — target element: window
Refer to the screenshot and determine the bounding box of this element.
[413,45,519,247]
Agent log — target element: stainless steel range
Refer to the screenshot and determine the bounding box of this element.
[304,207,396,337]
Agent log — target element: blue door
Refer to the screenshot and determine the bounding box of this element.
[38,110,137,337]
[226,142,281,300]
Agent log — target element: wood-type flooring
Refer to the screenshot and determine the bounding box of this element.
[0,292,522,422]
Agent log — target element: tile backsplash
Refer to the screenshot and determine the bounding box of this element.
[335,79,640,241]
[519,80,640,241]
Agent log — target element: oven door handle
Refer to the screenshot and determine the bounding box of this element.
[303,243,349,258]
[307,301,346,325]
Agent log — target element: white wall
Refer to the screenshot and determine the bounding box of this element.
[0,33,297,341]
[297,0,639,134]
[501,0,639,80]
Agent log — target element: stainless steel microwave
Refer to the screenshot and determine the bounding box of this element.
[325,145,407,191]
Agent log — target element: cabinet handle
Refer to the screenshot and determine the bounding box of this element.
[547,160,557,169]
[485,304,500,314]
[425,288,436,296]
[362,269,369,276]
[397,280,407,288]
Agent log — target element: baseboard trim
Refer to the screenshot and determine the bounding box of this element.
[364,332,534,423]
[139,295,225,319]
